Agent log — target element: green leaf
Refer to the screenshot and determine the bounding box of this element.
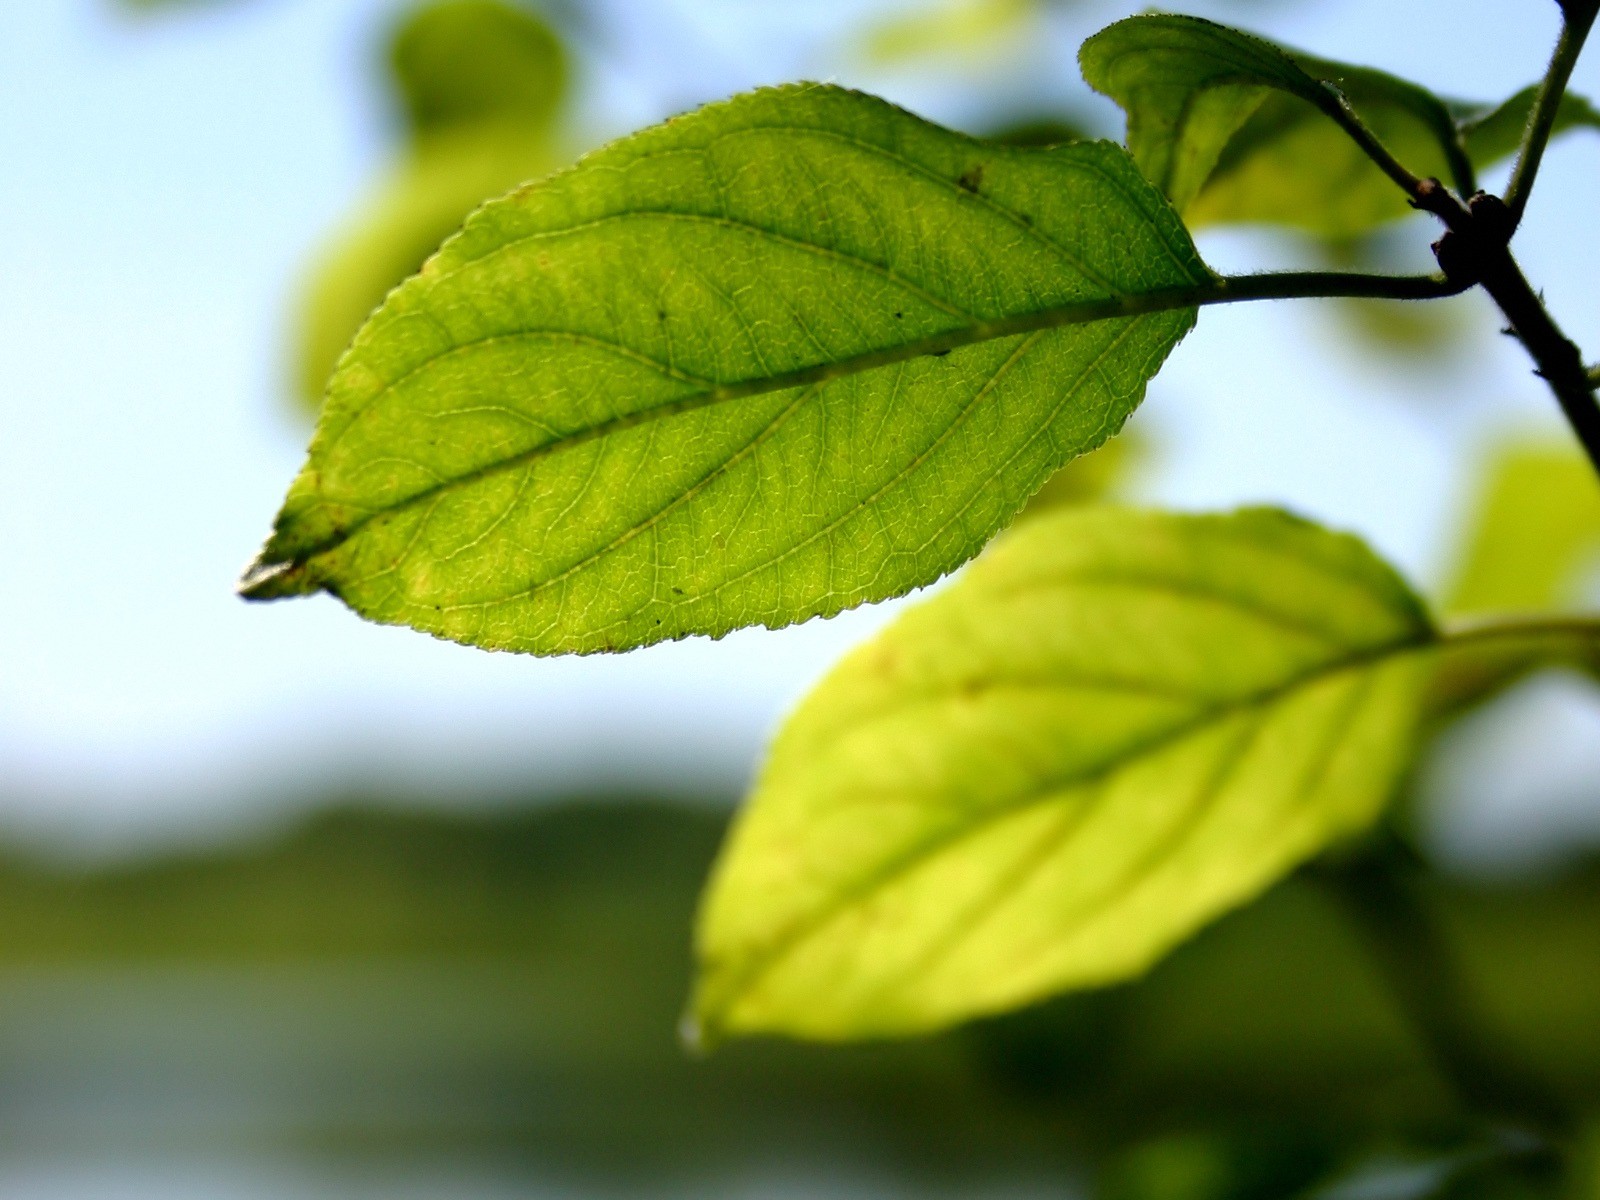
[1181,81,1453,236]
[1456,85,1600,173]
[1082,15,1599,238]
[391,0,567,147]
[691,507,1438,1042]
[244,84,1212,655]
[1079,15,1349,217]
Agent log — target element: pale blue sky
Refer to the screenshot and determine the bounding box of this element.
[1,0,1596,849]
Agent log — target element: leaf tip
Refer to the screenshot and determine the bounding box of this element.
[236,553,317,602]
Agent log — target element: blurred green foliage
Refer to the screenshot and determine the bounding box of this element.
[115,0,252,11]
[1414,439,1600,723]
[1,799,1597,1188]
[1013,432,1142,520]
[391,0,567,146]
[858,0,1040,66]
[1447,438,1600,617]
[294,0,571,412]
[1318,233,1474,359]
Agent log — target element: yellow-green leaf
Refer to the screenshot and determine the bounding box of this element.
[1445,438,1600,617]
[245,85,1211,656]
[859,0,1040,66]
[1457,86,1600,172]
[691,508,1437,1042]
[1424,440,1600,719]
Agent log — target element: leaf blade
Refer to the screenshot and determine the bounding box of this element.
[246,85,1211,655]
[691,507,1438,1042]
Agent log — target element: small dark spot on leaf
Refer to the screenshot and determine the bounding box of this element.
[958,164,985,193]
[657,309,667,321]
[931,349,952,358]
[894,311,903,319]
[672,586,685,595]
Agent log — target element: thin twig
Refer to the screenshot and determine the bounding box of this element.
[1315,86,1430,201]
[1504,4,1598,226]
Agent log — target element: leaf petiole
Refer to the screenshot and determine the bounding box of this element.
[1315,84,1435,201]
[1504,2,1598,226]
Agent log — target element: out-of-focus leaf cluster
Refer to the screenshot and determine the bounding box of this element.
[1447,438,1600,617]
[3,799,1598,1194]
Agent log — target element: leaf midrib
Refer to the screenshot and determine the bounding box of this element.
[247,285,1215,590]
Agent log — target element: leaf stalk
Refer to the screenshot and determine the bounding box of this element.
[1316,87,1432,200]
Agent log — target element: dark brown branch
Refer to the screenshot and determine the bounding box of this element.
[1413,181,1600,478]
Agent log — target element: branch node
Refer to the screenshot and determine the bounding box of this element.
[1431,232,1480,287]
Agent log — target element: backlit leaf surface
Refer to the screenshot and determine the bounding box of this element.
[246,85,1210,655]
[692,508,1436,1041]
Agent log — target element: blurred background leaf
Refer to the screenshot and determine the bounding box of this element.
[391,0,567,144]
[1012,431,1144,521]
[1445,437,1600,617]
[857,0,1042,67]
[1317,231,1475,360]
[294,0,573,412]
